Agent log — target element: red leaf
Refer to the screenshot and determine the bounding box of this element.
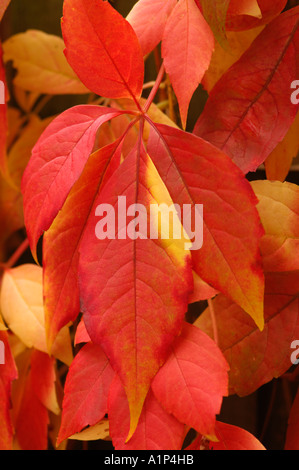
[30,350,59,415]
[162,0,214,128]
[62,0,144,104]
[212,421,266,450]
[74,320,91,345]
[127,0,176,56]
[187,421,265,449]
[151,322,229,438]
[57,343,114,445]
[147,123,265,330]
[108,375,185,450]
[78,140,193,438]
[189,271,219,304]
[196,271,299,396]
[21,105,122,259]
[194,6,299,173]
[0,332,18,450]
[43,140,122,349]
[13,351,49,450]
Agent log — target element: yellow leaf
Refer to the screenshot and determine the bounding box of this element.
[202,26,264,93]
[230,0,262,18]
[69,419,110,442]
[0,264,73,365]
[8,114,54,190]
[7,333,27,359]
[250,180,299,273]
[3,30,90,95]
[265,112,299,182]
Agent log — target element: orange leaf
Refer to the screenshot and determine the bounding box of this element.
[62,0,144,103]
[202,26,264,93]
[57,343,115,445]
[265,111,299,182]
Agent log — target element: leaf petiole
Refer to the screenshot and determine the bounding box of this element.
[143,63,165,114]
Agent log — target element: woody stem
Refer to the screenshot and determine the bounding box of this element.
[4,238,30,269]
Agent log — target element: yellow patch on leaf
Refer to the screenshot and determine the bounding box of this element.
[202,26,264,92]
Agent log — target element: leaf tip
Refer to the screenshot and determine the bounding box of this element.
[125,406,141,443]
[256,315,264,332]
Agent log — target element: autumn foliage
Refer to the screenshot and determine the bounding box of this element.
[0,0,299,451]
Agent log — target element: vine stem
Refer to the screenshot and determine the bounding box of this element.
[33,95,52,115]
[1,238,30,270]
[143,63,165,114]
[142,81,156,90]
[207,298,219,346]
